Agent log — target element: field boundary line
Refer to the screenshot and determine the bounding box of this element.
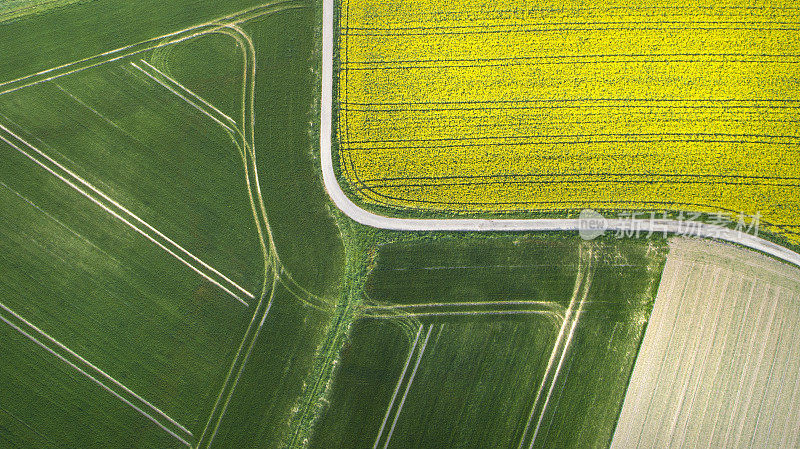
[365,300,564,310]
[528,248,594,446]
[137,59,236,126]
[276,276,332,311]
[364,300,566,323]
[516,246,593,449]
[634,260,706,447]
[196,277,278,448]
[318,0,800,269]
[130,61,236,132]
[0,302,192,446]
[372,325,423,449]
[381,324,435,449]
[130,62,235,133]
[0,125,250,306]
[367,310,562,319]
[193,23,291,449]
[0,0,303,97]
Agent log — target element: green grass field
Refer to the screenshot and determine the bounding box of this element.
[365,236,579,307]
[0,0,269,85]
[0,1,344,447]
[306,235,667,448]
[0,320,185,448]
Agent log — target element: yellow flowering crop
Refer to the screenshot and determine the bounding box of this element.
[336,0,800,243]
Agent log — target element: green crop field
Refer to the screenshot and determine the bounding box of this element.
[307,235,667,448]
[2,1,799,448]
[0,1,343,447]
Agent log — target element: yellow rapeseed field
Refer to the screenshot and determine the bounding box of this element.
[336,0,800,243]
